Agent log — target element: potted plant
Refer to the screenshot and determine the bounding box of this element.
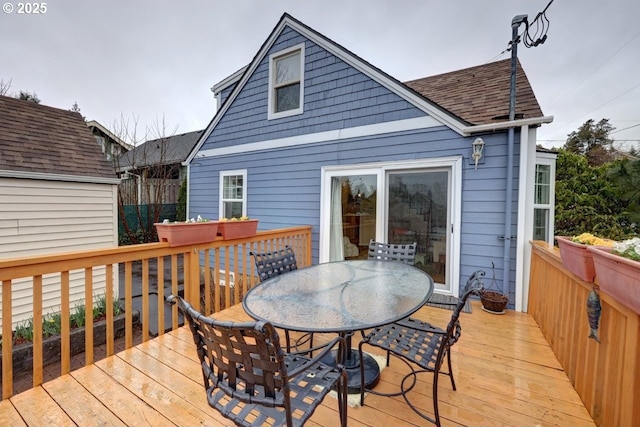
[555,233,614,282]
[217,216,259,240]
[154,215,219,247]
[587,237,640,314]
[480,262,509,314]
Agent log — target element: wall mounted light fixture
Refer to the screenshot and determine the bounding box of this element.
[472,137,485,170]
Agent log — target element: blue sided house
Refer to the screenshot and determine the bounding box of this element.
[185,13,556,312]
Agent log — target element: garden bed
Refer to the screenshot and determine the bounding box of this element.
[0,310,140,379]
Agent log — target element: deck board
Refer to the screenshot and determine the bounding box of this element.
[0,301,595,427]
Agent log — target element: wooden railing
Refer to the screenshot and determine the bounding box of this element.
[528,240,640,427]
[0,226,312,400]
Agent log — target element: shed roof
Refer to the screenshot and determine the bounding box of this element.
[404,58,544,126]
[0,95,117,179]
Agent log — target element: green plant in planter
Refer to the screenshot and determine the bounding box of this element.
[614,237,640,261]
[3,294,123,347]
[70,302,86,328]
[43,312,62,337]
[94,294,123,317]
[14,319,34,342]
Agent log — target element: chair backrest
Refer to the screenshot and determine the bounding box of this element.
[368,240,417,265]
[445,270,485,345]
[167,295,295,424]
[251,245,298,282]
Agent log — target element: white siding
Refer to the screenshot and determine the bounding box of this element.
[0,178,119,329]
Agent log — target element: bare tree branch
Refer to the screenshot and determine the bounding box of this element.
[0,78,13,96]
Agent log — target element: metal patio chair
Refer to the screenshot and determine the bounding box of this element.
[168,295,348,427]
[358,270,485,427]
[367,239,417,265]
[361,239,418,338]
[250,245,313,352]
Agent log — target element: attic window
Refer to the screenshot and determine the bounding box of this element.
[268,43,305,120]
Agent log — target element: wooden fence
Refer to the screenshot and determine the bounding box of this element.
[528,240,639,427]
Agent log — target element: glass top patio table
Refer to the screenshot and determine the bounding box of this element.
[243,260,434,334]
[243,260,434,393]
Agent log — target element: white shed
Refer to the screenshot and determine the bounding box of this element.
[0,95,120,329]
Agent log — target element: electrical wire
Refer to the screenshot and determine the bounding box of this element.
[523,0,554,48]
[546,30,640,111]
[611,123,640,135]
[485,49,509,64]
[557,81,640,133]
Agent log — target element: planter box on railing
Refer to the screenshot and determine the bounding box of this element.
[587,246,640,315]
[155,221,219,247]
[556,236,600,282]
[217,219,259,240]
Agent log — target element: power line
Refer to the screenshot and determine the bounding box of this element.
[611,122,640,134]
[546,30,640,111]
[565,81,640,128]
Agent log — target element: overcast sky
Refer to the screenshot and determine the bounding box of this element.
[2,0,639,150]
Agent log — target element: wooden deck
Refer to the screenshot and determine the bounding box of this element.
[0,301,595,427]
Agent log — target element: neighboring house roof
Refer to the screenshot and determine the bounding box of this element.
[117,129,204,172]
[0,95,118,181]
[404,58,544,126]
[86,120,134,151]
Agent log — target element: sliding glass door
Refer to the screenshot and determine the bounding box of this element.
[387,170,450,285]
[322,159,459,294]
[328,174,377,260]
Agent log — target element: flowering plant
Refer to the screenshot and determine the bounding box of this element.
[570,232,614,247]
[219,216,251,222]
[613,237,640,261]
[162,215,209,224]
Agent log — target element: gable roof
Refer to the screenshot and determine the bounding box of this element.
[0,95,118,182]
[188,13,474,163]
[117,129,204,172]
[213,58,544,129]
[190,13,551,163]
[404,58,544,126]
[86,120,133,151]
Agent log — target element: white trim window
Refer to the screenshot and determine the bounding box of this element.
[268,43,305,120]
[533,155,556,244]
[219,170,247,219]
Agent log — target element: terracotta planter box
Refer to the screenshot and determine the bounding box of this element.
[217,219,259,240]
[555,236,599,282]
[588,246,640,315]
[155,222,219,247]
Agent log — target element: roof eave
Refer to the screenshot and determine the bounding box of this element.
[0,170,121,184]
[462,115,554,135]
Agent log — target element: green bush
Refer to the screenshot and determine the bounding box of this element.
[555,150,637,240]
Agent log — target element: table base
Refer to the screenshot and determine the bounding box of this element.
[321,348,381,394]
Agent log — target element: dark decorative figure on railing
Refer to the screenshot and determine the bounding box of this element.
[586,287,602,343]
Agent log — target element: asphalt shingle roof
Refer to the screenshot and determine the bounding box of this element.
[0,95,116,179]
[117,129,204,171]
[404,58,544,126]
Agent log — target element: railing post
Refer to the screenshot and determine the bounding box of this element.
[2,280,13,400]
[185,247,201,308]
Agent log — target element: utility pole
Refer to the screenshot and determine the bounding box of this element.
[501,1,552,304]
